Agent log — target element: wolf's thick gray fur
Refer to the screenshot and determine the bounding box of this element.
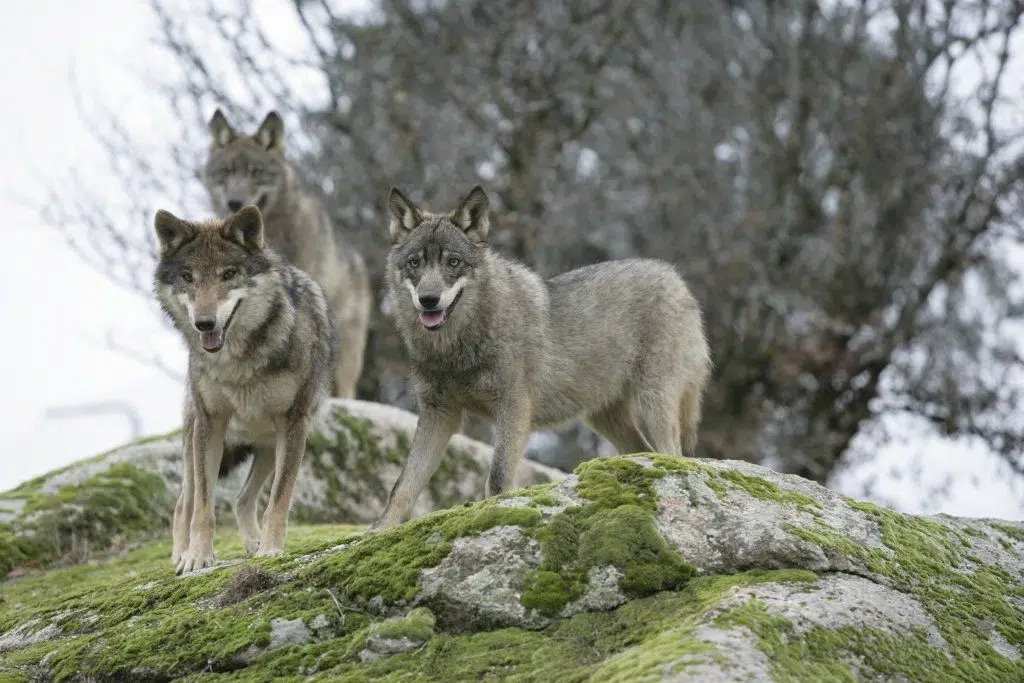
[203,109,371,398]
[371,185,712,530]
[153,205,338,574]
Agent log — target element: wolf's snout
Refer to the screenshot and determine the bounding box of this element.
[418,293,441,310]
[194,318,217,332]
[227,200,244,212]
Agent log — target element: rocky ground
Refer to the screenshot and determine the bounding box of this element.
[1,408,1023,681]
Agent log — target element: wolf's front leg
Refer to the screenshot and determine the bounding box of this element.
[485,397,532,498]
[369,405,462,533]
[171,415,197,566]
[177,410,228,575]
[256,415,310,557]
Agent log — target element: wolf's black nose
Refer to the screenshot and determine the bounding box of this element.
[418,294,441,310]
[194,319,216,332]
[227,200,244,212]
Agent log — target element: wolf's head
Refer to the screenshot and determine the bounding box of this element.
[385,185,491,332]
[203,110,288,217]
[153,204,274,354]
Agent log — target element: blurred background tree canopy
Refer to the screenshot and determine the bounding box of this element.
[50,0,1024,489]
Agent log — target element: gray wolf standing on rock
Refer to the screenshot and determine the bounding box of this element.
[153,205,338,574]
[203,108,371,399]
[370,185,712,531]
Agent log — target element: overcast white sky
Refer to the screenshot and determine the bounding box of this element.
[0,0,1021,521]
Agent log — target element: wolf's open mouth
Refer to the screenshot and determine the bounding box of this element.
[198,300,242,353]
[419,290,463,331]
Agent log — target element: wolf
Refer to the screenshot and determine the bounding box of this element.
[153,204,338,574]
[202,109,371,399]
[370,185,712,531]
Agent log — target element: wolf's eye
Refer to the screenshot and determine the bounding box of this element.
[407,257,420,269]
[181,272,194,283]
[222,268,238,281]
[448,257,461,267]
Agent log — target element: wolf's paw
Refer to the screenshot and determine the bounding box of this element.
[175,551,216,576]
[243,536,261,555]
[171,549,183,565]
[366,520,389,536]
[254,544,283,558]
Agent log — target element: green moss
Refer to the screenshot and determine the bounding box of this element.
[492,482,559,508]
[648,455,819,508]
[784,501,1024,680]
[0,524,366,681]
[785,520,881,567]
[521,458,696,617]
[0,462,173,576]
[573,457,665,512]
[0,525,54,576]
[987,521,1024,544]
[717,470,821,510]
[373,607,436,643]
[306,500,541,605]
[188,569,815,683]
[521,570,579,614]
[2,527,808,682]
[590,569,817,681]
[648,454,714,475]
[716,594,1024,682]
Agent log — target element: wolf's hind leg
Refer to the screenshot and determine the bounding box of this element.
[636,390,684,458]
[678,388,703,457]
[233,447,275,555]
[585,400,654,455]
[257,416,310,556]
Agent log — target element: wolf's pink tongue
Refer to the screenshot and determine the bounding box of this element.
[419,310,445,328]
[200,330,225,351]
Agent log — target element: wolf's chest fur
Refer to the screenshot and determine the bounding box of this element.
[193,352,302,445]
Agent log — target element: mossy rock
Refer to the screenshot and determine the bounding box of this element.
[0,399,565,577]
[2,453,1022,681]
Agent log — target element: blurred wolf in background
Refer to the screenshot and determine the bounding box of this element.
[153,204,338,574]
[371,185,712,531]
[202,109,371,398]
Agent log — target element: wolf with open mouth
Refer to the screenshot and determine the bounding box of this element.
[153,204,339,575]
[374,185,713,533]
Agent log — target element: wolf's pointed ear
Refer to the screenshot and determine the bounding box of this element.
[221,205,265,251]
[387,187,421,245]
[451,185,490,243]
[154,210,196,256]
[209,109,235,147]
[255,111,285,152]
